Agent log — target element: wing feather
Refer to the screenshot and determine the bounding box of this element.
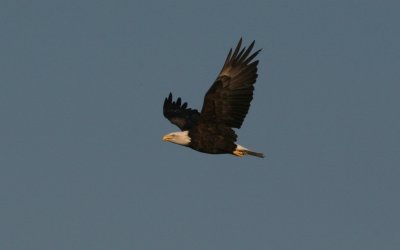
[201,39,261,128]
[163,93,200,130]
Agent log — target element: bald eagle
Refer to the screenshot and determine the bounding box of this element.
[162,39,264,158]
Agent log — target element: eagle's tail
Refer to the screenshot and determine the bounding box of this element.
[233,144,265,158]
[243,150,265,158]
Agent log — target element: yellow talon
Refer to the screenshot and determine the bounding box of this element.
[233,150,246,157]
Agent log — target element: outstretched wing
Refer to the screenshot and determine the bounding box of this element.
[163,93,200,131]
[200,38,261,128]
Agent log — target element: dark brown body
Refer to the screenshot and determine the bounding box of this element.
[188,122,237,154]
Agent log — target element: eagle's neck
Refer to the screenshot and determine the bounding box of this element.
[167,131,191,146]
[175,131,191,145]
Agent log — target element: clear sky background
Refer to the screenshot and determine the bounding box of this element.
[1,0,399,249]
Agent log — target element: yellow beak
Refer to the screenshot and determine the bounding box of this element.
[162,134,172,142]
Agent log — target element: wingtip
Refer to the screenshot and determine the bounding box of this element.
[237,38,243,48]
[234,38,242,49]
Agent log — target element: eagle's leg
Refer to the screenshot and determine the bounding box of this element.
[233,149,247,157]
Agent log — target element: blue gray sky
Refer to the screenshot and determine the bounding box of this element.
[1,0,399,249]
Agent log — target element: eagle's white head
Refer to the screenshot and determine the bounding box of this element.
[162,131,191,146]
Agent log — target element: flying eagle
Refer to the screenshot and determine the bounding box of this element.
[162,39,264,158]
